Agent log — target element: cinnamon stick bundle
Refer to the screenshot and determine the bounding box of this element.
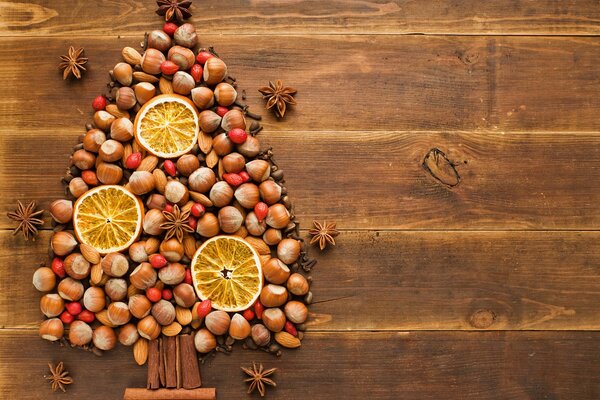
[123,388,216,400]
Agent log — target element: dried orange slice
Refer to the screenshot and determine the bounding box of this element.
[191,236,263,312]
[73,185,144,254]
[133,94,199,158]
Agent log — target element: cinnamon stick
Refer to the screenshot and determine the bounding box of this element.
[179,334,201,389]
[147,339,160,390]
[165,336,178,388]
[123,388,216,400]
[158,337,166,387]
[176,335,182,389]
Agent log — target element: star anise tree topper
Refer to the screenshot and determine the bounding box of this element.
[156,0,192,23]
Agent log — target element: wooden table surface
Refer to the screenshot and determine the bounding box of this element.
[2,1,600,399]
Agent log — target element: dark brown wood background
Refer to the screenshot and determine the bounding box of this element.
[1,1,600,398]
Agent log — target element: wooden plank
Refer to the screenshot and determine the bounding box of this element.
[4,230,600,330]
[1,36,600,134]
[2,0,600,36]
[1,330,599,399]
[3,130,600,230]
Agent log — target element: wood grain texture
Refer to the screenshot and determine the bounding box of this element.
[1,0,600,36]
[4,130,600,230]
[1,36,600,134]
[3,230,600,330]
[1,330,599,399]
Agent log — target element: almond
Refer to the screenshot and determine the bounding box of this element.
[137,155,159,172]
[182,235,197,259]
[90,263,105,286]
[80,243,101,264]
[176,306,193,326]
[105,104,130,119]
[189,191,213,207]
[133,338,149,365]
[153,169,167,194]
[245,236,270,256]
[122,46,142,65]
[133,71,159,83]
[205,149,219,168]
[274,331,301,349]
[162,322,182,336]
[198,131,213,154]
[159,77,174,94]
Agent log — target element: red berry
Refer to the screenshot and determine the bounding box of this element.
[51,257,66,278]
[190,64,203,83]
[160,60,179,75]
[186,217,197,231]
[81,170,98,186]
[196,51,214,65]
[284,320,297,336]
[242,308,255,321]
[184,268,193,285]
[196,299,212,318]
[92,95,107,111]
[149,254,168,269]
[164,203,174,213]
[239,171,250,183]
[215,106,229,117]
[253,300,264,319]
[254,202,268,222]
[60,311,75,324]
[65,302,82,316]
[190,203,205,218]
[227,128,248,144]
[78,310,95,323]
[164,160,177,177]
[146,287,162,303]
[125,152,142,170]
[223,173,244,187]
[162,288,173,301]
[163,22,178,36]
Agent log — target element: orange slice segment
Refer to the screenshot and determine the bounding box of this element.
[73,185,143,254]
[133,94,199,158]
[191,236,263,312]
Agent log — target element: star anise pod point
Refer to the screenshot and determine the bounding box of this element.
[308,220,339,251]
[258,79,297,118]
[58,46,88,80]
[242,362,277,397]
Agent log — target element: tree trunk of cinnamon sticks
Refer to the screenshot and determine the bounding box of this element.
[142,333,204,399]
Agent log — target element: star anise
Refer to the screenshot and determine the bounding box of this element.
[258,80,297,118]
[156,0,192,23]
[241,362,277,397]
[7,200,44,241]
[58,46,88,80]
[308,220,339,250]
[161,204,194,242]
[45,362,73,392]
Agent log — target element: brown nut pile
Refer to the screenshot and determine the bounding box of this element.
[34,21,314,364]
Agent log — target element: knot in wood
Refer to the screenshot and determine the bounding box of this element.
[469,309,496,329]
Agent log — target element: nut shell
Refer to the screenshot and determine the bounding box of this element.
[262,258,290,285]
[32,267,56,292]
[262,307,286,332]
[137,315,161,340]
[69,320,93,346]
[194,328,217,353]
[260,284,288,308]
[229,313,251,340]
[93,325,117,350]
[205,310,230,335]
